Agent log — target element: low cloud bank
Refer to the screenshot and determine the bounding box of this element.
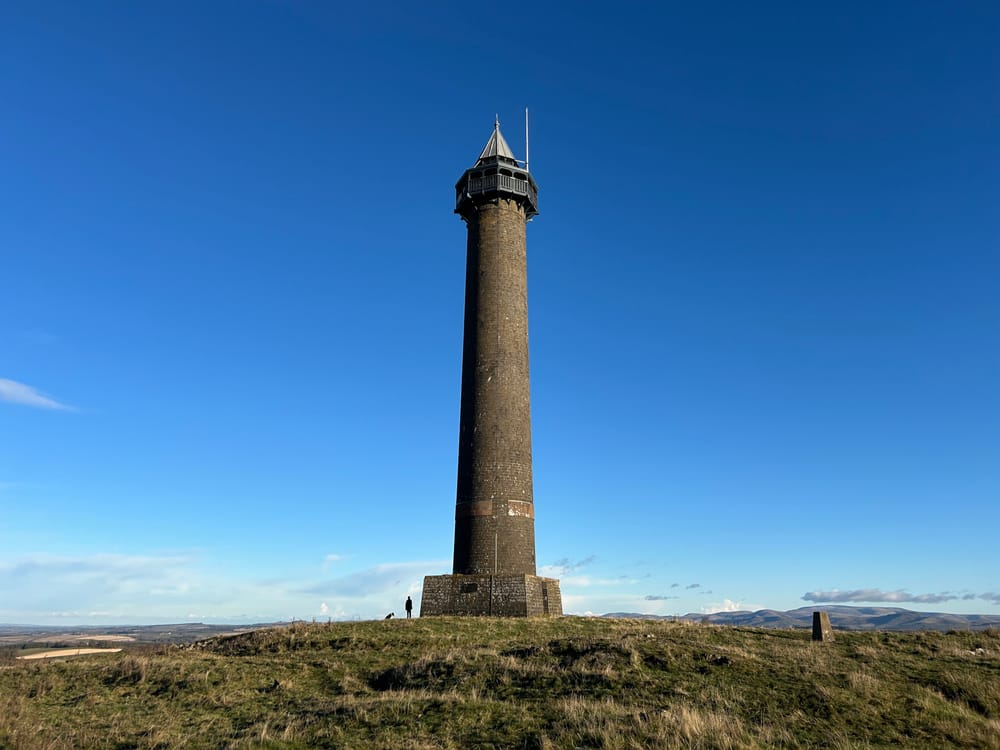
[0,553,450,625]
[803,588,1000,605]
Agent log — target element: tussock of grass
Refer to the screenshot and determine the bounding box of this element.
[1,618,999,748]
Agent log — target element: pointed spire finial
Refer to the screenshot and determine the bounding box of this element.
[475,117,517,166]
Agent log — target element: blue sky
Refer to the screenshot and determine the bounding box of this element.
[2,1,997,625]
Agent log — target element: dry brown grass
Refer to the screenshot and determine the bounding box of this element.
[1,618,999,748]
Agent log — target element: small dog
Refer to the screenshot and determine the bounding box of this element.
[384,612,394,620]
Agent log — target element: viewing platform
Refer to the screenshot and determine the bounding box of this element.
[456,166,538,218]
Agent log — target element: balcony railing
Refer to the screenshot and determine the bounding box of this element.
[458,173,538,215]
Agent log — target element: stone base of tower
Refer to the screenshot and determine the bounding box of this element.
[420,574,562,617]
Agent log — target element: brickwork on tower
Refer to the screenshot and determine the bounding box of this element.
[421,119,562,617]
[453,197,536,576]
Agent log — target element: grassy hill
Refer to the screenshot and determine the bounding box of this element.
[1,617,997,749]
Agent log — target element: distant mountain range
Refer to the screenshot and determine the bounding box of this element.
[603,605,1000,632]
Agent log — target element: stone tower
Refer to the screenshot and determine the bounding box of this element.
[421,119,562,617]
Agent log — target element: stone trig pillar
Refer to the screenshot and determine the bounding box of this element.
[812,611,834,642]
[421,119,562,617]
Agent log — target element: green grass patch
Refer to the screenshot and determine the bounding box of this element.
[1,619,998,748]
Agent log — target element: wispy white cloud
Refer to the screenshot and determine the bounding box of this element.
[803,588,961,604]
[701,599,746,614]
[0,553,195,581]
[301,559,449,620]
[0,552,458,625]
[321,553,349,571]
[539,555,596,578]
[2,555,315,624]
[303,560,447,598]
[0,553,203,622]
[0,378,73,410]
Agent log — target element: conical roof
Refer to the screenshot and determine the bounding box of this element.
[475,118,517,166]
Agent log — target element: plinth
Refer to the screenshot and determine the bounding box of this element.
[421,574,562,617]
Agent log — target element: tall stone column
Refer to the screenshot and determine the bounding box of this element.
[421,119,562,617]
[454,196,536,576]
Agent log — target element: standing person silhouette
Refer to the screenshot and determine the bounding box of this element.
[405,596,413,619]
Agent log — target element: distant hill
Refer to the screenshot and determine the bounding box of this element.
[603,605,1000,631]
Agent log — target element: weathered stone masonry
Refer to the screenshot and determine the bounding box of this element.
[454,198,535,576]
[421,574,562,617]
[421,120,562,617]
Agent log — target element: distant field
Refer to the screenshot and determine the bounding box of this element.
[15,648,122,661]
[0,622,271,648]
[63,634,135,643]
[1,617,998,748]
